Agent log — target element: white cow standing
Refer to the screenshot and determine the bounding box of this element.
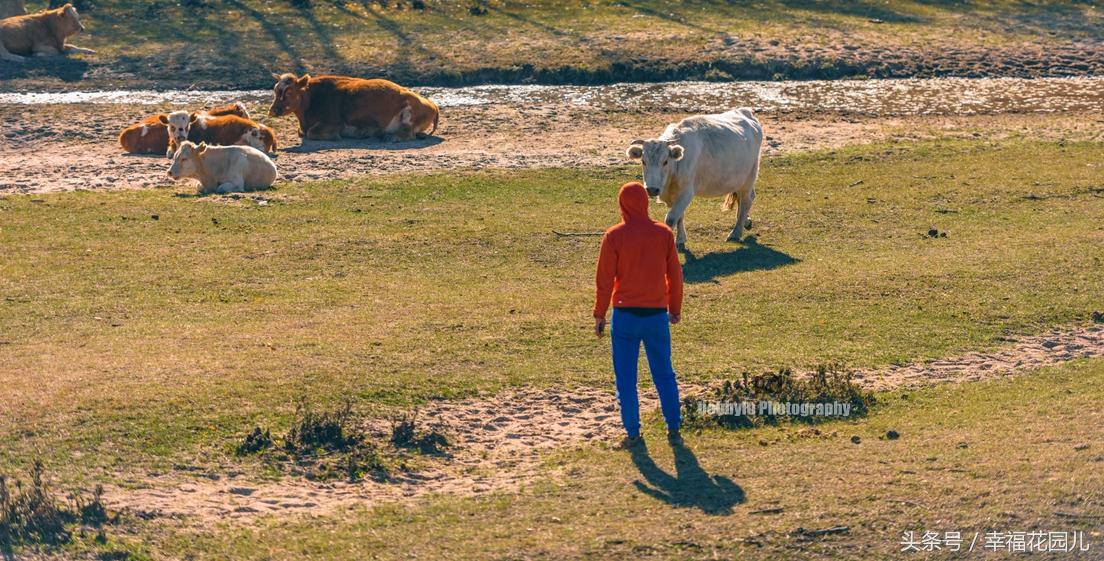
[627,108,763,248]
[168,141,277,195]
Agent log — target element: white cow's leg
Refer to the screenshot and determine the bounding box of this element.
[32,45,60,56]
[664,192,694,249]
[730,187,755,241]
[216,176,245,194]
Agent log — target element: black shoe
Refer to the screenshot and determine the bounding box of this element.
[615,435,645,450]
[667,429,684,447]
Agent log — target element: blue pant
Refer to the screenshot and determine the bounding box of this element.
[610,308,681,438]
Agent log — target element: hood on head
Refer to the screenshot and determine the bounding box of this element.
[618,181,649,222]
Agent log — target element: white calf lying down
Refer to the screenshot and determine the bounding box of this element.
[168,141,277,194]
[627,107,763,246]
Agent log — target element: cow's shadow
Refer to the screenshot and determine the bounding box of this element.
[0,56,89,82]
[171,187,277,199]
[284,135,444,154]
[681,235,798,283]
[120,153,169,159]
[629,440,746,515]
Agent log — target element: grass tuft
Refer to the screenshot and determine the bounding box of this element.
[284,399,363,454]
[0,460,112,548]
[235,400,403,482]
[235,427,273,456]
[236,401,455,482]
[681,365,874,429]
[390,409,451,455]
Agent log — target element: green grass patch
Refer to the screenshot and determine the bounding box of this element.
[1,139,1102,479]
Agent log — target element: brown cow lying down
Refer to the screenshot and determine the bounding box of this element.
[0,3,94,62]
[160,111,277,159]
[269,73,440,141]
[118,102,249,155]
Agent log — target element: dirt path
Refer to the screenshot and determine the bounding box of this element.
[104,323,1104,523]
[3,99,1103,195]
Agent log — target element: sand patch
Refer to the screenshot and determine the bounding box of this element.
[854,324,1104,391]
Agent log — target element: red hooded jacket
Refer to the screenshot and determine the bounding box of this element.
[593,182,684,319]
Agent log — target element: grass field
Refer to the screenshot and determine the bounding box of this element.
[155,358,1104,560]
[2,138,1103,557]
[5,0,1104,89]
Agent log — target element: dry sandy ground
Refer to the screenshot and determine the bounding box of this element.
[3,102,1104,195]
[105,323,1104,524]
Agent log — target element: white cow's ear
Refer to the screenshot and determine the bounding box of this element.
[669,145,685,161]
[626,144,643,159]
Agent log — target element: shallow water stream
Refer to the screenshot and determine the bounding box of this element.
[2,77,1103,116]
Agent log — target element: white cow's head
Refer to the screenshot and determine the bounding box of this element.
[159,110,197,150]
[168,141,206,180]
[627,139,684,199]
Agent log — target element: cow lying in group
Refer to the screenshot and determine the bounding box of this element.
[0,3,94,62]
[118,102,250,155]
[269,73,439,141]
[160,110,277,159]
[627,108,763,248]
[168,141,277,195]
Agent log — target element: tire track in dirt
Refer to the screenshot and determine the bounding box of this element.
[104,323,1104,522]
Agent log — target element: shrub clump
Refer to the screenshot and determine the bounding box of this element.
[681,365,875,430]
[236,427,273,456]
[0,460,113,549]
[284,400,362,454]
[390,409,450,455]
[236,400,451,482]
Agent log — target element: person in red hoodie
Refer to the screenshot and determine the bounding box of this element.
[593,181,684,447]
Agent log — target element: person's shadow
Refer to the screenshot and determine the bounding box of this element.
[629,440,746,515]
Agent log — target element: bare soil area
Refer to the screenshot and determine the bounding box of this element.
[104,323,1104,523]
[3,100,1103,195]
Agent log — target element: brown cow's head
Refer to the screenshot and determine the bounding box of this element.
[53,4,85,37]
[627,139,684,199]
[269,73,310,118]
[168,141,206,180]
[238,125,278,154]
